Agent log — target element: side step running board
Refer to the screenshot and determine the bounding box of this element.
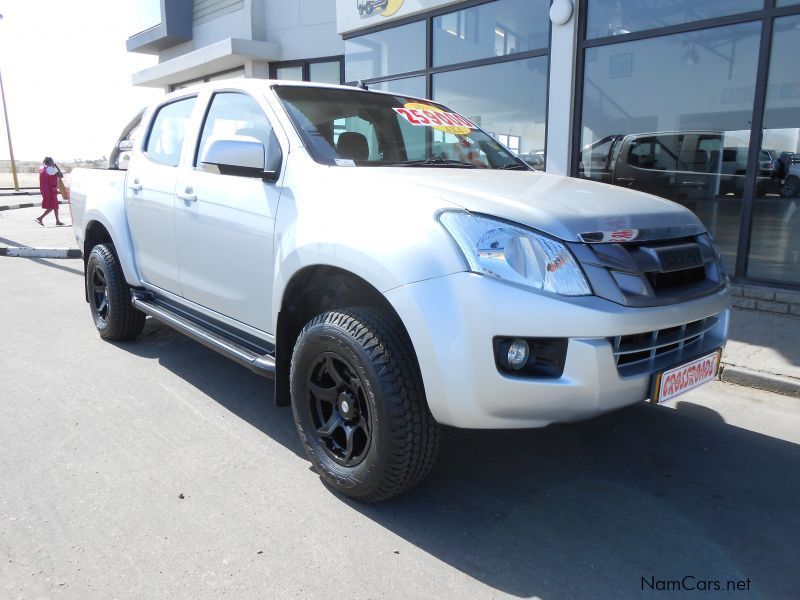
[131,296,276,378]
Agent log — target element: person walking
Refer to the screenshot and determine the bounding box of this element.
[35,156,65,226]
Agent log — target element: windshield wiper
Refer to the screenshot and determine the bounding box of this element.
[393,158,478,168]
[496,163,531,170]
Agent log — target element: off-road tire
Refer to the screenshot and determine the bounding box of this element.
[290,307,441,502]
[86,243,145,341]
[781,175,799,198]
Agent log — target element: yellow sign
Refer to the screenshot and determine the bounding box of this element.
[394,103,475,136]
[358,0,405,18]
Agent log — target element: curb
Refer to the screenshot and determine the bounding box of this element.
[0,200,68,212]
[0,247,82,259]
[720,363,800,399]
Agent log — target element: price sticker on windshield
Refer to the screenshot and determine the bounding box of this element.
[393,103,476,135]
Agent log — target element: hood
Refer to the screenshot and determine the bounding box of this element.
[333,168,705,242]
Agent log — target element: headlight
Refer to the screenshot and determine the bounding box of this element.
[439,211,592,296]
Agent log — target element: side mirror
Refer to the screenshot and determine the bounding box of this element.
[201,136,279,181]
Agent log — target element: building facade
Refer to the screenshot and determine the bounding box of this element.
[128,0,800,290]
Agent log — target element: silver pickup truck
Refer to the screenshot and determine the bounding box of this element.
[70,80,730,501]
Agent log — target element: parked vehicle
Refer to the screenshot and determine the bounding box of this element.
[580,131,783,199]
[519,151,545,170]
[70,81,730,501]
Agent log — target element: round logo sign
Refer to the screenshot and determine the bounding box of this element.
[358,0,404,18]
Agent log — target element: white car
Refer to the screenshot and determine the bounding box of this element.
[69,80,730,501]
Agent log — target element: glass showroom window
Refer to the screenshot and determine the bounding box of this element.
[432,0,549,66]
[344,21,426,82]
[577,21,761,272]
[434,57,548,168]
[586,0,761,39]
[747,14,800,284]
[271,59,343,85]
[370,77,427,99]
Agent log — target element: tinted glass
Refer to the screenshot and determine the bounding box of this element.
[747,15,800,284]
[579,22,761,271]
[370,77,427,99]
[345,21,426,81]
[275,86,526,169]
[777,0,800,5]
[433,57,548,164]
[196,93,272,168]
[309,61,342,85]
[433,0,549,66]
[587,0,762,39]
[276,66,303,81]
[145,97,197,166]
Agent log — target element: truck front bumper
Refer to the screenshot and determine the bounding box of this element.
[384,272,730,429]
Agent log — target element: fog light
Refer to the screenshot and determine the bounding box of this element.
[507,339,530,370]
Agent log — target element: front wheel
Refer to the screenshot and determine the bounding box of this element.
[290,307,441,502]
[781,175,799,198]
[86,244,145,341]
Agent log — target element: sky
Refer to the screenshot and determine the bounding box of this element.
[0,1,165,162]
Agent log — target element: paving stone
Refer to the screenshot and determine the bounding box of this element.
[774,291,800,304]
[732,297,757,310]
[756,300,790,314]
[742,286,776,301]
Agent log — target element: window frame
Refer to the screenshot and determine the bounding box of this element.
[142,95,199,168]
[269,55,344,84]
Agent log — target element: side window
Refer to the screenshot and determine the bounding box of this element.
[144,97,197,167]
[196,92,274,169]
[627,135,678,171]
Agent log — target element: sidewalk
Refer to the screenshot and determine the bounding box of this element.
[722,310,800,398]
[0,199,798,398]
[0,203,79,258]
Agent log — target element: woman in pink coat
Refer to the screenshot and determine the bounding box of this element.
[35,156,65,226]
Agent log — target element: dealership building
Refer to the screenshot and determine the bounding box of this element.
[128,0,800,294]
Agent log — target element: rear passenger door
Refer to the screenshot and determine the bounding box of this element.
[173,91,284,333]
[127,96,198,294]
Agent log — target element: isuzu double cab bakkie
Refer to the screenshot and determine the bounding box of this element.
[70,81,730,501]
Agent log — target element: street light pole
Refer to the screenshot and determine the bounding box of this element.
[0,14,20,192]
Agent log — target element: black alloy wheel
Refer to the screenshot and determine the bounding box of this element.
[290,307,441,502]
[307,353,372,467]
[90,265,110,324]
[86,243,146,341]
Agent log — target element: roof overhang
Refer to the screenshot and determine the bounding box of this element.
[132,38,281,88]
[126,0,193,54]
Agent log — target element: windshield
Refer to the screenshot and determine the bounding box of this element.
[273,85,529,170]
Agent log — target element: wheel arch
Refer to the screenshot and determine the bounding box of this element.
[274,265,418,407]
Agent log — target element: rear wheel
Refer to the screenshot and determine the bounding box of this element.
[290,307,441,502]
[86,244,145,341]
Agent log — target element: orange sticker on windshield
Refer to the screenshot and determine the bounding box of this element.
[393,103,475,135]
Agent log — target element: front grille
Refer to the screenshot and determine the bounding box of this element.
[646,266,706,292]
[610,314,720,377]
[568,233,726,308]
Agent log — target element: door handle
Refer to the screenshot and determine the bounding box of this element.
[176,186,197,203]
[128,178,142,192]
